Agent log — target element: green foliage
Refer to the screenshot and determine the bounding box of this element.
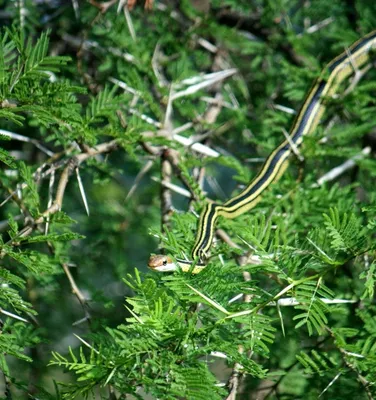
[293,279,332,335]
[49,270,232,399]
[323,208,368,255]
[0,1,376,399]
[296,349,339,376]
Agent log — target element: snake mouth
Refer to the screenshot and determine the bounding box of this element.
[148,255,204,273]
[152,262,178,272]
[148,255,178,272]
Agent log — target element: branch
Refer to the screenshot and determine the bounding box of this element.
[327,328,374,400]
[8,140,118,242]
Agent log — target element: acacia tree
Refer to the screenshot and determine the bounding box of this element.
[0,0,376,399]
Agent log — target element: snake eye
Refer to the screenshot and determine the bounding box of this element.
[162,258,167,266]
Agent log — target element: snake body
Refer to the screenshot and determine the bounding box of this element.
[149,31,376,273]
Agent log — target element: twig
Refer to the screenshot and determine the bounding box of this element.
[0,183,33,222]
[151,177,191,198]
[163,149,203,201]
[218,231,253,399]
[275,297,356,306]
[200,96,237,111]
[71,0,80,19]
[319,372,342,398]
[61,261,91,322]
[215,229,241,251]
[0,129,54,157]
[303,17,335,35]
[315,147,371,186]
[201,93,224,124]
[108,77,141,96]
[62,33,136,64]
[197,37,218,53]
[273,103,296,115]
[344,63,373,96]
[160,151,173,231]
[226,364,242,400]
[76,167,90,216]
[282,127,304,162]
[171,69,237,101]
[173,134,220,158]
[123,5,136,41]
[6,140,118,244]
[327,327,374,400]
[151,42,169,87]
[44,169,55,235]
[3,371,12,400]
[0,308,28,323]
[126,159,155,201]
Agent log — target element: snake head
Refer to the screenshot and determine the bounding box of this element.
[148,254,206,273]
[148,255,177,272]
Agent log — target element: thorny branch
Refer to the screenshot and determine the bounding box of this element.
[10,140,118,242]
[1,140,118,321]
[327,328,374,400]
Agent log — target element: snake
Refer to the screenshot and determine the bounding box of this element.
[148,30,376,273]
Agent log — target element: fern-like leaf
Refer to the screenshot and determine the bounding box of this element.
[293,279,334,335]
